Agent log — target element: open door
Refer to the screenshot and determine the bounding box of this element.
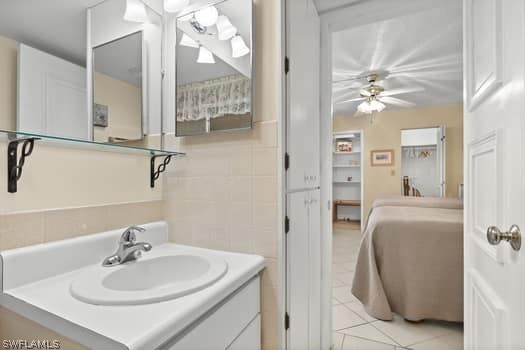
[464,0,525,348]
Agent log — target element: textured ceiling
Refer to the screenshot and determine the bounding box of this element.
[313,0,367,14]
[332,5,463,115]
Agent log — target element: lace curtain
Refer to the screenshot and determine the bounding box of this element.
[176,74,251,122]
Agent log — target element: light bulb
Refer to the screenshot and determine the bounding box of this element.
[124,0,148,23]
[195,6,219,27]
[197,46,215,64]
[369,99,386,112]
[231,35,250,58]
[216,15,237,40]
[164,0,189,13]
[179,33,199,48]
[357,101,373,114]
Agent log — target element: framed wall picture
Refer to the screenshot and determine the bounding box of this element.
[371,149,394,166]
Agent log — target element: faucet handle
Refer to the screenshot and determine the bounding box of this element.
[120,225,146,243]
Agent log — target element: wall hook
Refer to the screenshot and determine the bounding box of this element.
[7,137,40,193]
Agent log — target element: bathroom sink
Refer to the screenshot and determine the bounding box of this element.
[70,253,228,305]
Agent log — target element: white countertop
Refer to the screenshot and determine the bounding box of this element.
[0,222,265,350]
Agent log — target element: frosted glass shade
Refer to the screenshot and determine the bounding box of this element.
[164,0,189,13]
[124,0,148,23]
[357,99,385,114]
[195,6,219,27]
[179,33,199,48]
[231,35,250,58]
[197,46,215,64]
[216,15,237,41]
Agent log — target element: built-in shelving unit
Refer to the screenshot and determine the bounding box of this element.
[332,131,363,229]
[1,130,185,193]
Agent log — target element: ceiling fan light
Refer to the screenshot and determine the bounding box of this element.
[195,6,219,27]
[164,0,189,13]
[231,35,250,58]
[124,0,148,23]
[216,15,237,41]
[197,46,215,64]
[357,101,373,114]
[179,33,199,48]
[369,99,386,112]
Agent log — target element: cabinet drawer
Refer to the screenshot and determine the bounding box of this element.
[168,277,260,350]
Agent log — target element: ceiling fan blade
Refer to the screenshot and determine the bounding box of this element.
[336,97,366,104]
[381,86,425,97]
[332,73,370,84]
[379,96,416,108]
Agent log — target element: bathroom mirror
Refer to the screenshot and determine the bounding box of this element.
[0,0,166,151]
[175,0,253,136]
[92,31,143,144]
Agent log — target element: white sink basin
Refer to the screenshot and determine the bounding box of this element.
[70,253,228,305]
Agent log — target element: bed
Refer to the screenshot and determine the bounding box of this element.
[352,197,464,322]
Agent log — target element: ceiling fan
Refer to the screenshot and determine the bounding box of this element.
[335,72,424,116]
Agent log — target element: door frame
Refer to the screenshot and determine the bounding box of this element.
[319,1,461,348]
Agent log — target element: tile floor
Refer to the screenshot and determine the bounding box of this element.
[332,226,463,350]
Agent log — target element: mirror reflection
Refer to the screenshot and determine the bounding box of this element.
[175,0,253,136]
[0,0,163,150]
[93,32,143,144]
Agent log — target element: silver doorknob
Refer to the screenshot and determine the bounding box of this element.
[487,225,521,251]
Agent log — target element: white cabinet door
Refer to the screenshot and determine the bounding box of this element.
[464,0,525,348]
[17,44,88,139]
[227,315,260,350]
[286,0,320,190]
[287,190,321,350]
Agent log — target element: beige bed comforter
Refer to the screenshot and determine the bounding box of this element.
[372,196,464,210]
[352,205,464,322]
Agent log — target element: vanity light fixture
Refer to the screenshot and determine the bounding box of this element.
[164,0,189,13]
[195,6,219,27]
[231,35,250,58]
[216,15,237,40]
[123,0,148,23]
[197,46,215,64]
[179,33,199,48]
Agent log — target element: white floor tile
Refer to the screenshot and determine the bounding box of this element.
[333,278,345,287]
[333,332,345,350]
[335,272,354,285]
[342,335,396,350]
[344,302,377,322]
[333,304,367,330]
[410,329,463,350]
[333,286,359,303]
[338,324,397,346]
[372,314,459,347]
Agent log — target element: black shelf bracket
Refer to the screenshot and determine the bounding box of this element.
[150,154,174,188]
[7,137,40,193]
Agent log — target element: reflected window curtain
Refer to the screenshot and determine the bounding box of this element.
[177,74,251,121]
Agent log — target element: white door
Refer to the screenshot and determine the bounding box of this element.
[17,44,88,139]
[286,190,321,350]
[286,0,320,191]
[464,0,525,349]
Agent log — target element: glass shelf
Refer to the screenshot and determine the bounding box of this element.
[0,129,185,157]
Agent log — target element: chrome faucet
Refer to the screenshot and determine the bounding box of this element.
[102,226,152,267]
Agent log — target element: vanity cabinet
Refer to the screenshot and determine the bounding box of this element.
[168,277,261,350]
